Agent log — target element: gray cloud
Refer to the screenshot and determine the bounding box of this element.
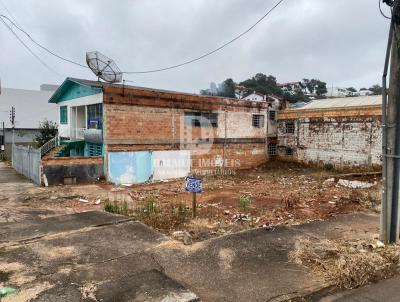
[0,0,391,92]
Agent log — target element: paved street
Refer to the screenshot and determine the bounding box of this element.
[317,276,400,302]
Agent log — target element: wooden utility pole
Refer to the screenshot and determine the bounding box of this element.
[382,0,400,243]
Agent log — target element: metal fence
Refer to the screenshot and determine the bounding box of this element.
[12,144,41,185]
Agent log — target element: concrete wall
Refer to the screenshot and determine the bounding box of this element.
[277,115,382,169]
[41,156,104,186]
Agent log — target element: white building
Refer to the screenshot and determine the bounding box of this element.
[242,92,266,102]
[0,85,58,156]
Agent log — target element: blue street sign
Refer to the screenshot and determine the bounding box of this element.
[185,177,202,193]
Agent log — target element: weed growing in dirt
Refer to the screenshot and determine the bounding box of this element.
[239,195,251,211]
[136,196,160,215]
[134,198,190,231]
[104,200,129,215]
[283,192,300,209]
[290,237,400,289]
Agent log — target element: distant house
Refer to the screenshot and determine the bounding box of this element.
[325,87,357,98]
[242,92,266,102]
[277,81,307,95]
[0,85,58,158]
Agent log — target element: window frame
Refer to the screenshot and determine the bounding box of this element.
[252,114,265,128]
[285,121,295,134]
[286,147,294,156]
[269,110,276,121]
[60,106,68,125]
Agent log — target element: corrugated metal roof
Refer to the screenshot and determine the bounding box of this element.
[298,95,381,110]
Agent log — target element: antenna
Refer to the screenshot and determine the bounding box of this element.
[86,51,122,83]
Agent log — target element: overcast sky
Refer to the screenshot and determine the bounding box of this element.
[0,0,392,93]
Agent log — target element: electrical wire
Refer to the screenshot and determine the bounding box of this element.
[379,0,393,20]
[0,14,88,69]
[0,0,285,75]
[123,0,285,74]
[0,17,61,76]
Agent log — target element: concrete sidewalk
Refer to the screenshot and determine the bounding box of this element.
[0,210,379,302]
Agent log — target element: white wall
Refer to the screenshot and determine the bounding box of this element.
[58,93,103,137]
[152,150,191,181]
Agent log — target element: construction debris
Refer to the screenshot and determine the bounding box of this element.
[338,179,376,189]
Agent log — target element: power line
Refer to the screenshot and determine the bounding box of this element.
[123,0,285,74]
[0,17,61,76]
[0,0,18,25]
[0,0,285,75]
[0,14,88,69]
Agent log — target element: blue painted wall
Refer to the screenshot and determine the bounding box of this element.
[108,151,153,185]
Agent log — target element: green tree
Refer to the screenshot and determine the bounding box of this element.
[347,87,357,93]
[369,84,382,95]
[303,78,327,95]
[240,73,282,96]
[35,119,58,147]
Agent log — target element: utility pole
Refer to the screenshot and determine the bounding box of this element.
[9,106,15,145]
[382,0,400,243]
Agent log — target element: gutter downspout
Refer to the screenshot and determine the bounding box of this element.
[382,20,394,242]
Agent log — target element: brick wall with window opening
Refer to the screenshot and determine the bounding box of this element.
[286,147,294,156]
[252,114,265,128]
[184,112,218,128]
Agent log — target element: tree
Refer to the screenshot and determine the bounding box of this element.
[239,73,282,96]
[369,84,383,95]
[347,87,357,93]
[315,80,328,96]
[303,78,327,95]
[35,119,58,147]
[200,78,236,98]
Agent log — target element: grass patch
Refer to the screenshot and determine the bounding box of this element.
[290,237,400,289]
[104,200,129,215]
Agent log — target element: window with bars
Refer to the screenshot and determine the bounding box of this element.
[184,112,218,128]
[285,122,295,134]
[268,143,277,156]
[252,114,265,128]
[269,110,276,121]
[60,106,68,124]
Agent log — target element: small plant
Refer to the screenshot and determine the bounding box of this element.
[136,196,159,215]
[239,195,251,211]
[174,202,189,223]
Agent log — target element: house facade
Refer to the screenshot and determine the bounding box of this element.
[276,95,382,169]
[44,78,276,185]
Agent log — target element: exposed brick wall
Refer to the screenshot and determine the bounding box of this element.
[42,156,103,167]
[277,115,382,169]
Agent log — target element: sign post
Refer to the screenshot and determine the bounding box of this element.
[185,176,202,218]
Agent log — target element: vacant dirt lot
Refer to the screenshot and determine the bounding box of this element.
[1,161,382,242]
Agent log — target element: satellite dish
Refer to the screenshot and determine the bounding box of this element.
[86,51,123,83]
